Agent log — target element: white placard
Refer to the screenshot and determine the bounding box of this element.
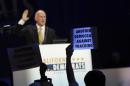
[13,44,92,86]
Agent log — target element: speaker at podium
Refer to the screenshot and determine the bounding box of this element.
[7,43,42,71]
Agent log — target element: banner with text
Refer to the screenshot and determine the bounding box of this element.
[13,44,92,86]
[73,27,94,50]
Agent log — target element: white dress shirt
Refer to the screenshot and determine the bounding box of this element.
[18,19,25,25]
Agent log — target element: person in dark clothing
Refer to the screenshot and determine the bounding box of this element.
[18,9,57,44]
[66,44,106,86]
[29,63,53,86]
[84,70,106,86]
[66,45,79,86]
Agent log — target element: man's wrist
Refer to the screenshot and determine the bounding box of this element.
[18,19,26,25]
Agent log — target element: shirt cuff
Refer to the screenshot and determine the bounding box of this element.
[18,19,25,25]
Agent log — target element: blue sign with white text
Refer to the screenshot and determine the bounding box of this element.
[73,27,94,50]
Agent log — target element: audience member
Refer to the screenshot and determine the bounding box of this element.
[84,70,106,86]
[29,63,53,86]
[66,44,106,86]
[66,45,79,86]
[18,9,57,44]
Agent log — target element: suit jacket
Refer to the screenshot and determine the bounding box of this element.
[20,25,57,45]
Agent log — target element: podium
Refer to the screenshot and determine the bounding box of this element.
[12,44,92,86]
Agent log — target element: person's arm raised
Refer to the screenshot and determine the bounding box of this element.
[18,9,29,25]
[66,45,78,85]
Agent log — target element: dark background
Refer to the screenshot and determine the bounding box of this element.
[0,0,130,84]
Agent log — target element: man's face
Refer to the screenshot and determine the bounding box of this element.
[35,11,46,26]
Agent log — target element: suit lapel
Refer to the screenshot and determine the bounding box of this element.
[43,26,48,44]
[34,25,39,43]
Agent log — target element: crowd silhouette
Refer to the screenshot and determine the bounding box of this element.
[29,44,106,86]
[29,63,53,86]
[65,44,106,86]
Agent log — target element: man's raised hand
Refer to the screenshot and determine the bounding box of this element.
[22,9,29,22]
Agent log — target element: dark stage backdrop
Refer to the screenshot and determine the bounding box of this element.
[0,0,130,76]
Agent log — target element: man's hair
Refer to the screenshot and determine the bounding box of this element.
[35,10,46,19]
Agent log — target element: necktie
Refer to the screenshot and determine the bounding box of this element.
[38,28,44,44]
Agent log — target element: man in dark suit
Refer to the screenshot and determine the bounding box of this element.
[18,9,57,44]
